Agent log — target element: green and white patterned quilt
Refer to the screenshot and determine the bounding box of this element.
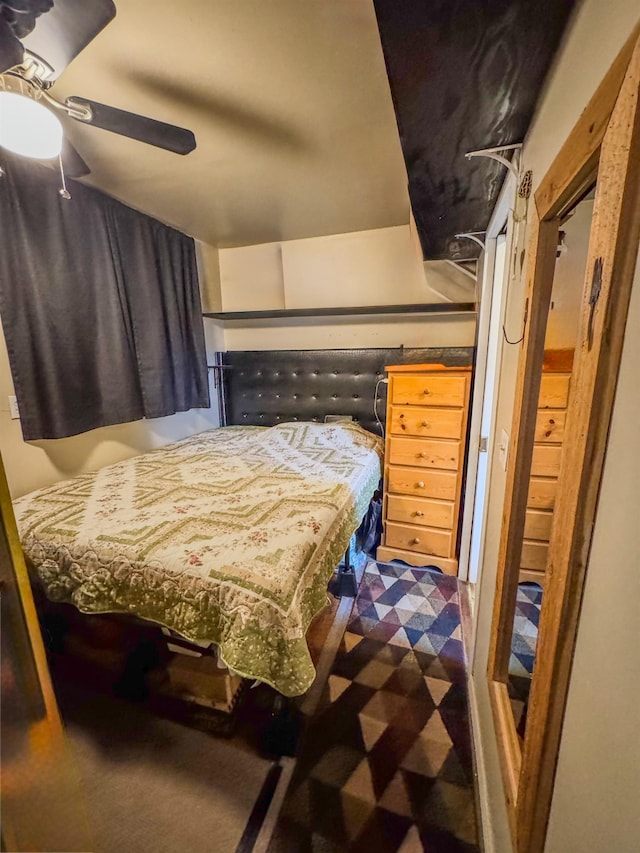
[14,422,382,696]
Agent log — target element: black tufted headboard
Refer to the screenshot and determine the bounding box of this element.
[220,347,474,436]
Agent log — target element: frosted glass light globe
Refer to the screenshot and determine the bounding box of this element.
[0,91,63,159]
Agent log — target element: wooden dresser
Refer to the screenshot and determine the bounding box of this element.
[376,364,472,575]
[520,359,572,585]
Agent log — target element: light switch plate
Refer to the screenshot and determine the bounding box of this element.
[498,428,509,471]
[8,395,20,420]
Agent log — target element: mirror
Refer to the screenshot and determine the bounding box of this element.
[506,190,595,739]
[485,30,640,852]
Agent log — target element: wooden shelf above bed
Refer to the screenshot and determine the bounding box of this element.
[203,302,476,321]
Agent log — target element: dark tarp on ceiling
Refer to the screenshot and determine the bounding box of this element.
[0,154,209,440]
[373,0,577,260]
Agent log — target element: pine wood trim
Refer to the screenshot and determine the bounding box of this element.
[486,28,640,853]
[535,22,640,220]
[489,680,522,838]
[0,456,94,851]
[0,460,62,733]
[517,33,640,853]
[382,362,453,372]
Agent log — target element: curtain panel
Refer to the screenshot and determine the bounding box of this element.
[0,155,210,440]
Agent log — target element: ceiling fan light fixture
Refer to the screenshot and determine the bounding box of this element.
[0,90,62,159]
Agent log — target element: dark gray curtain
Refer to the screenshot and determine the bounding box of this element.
[0,154,209,440]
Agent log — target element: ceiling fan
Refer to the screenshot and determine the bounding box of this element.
[0,0,196,179]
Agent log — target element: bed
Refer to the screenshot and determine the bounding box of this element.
[14,421,382,697]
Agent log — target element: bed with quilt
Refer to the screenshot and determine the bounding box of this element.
[14,421,382,697]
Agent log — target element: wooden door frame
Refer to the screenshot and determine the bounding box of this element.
[0,451,94,851]
[487,25,640,852]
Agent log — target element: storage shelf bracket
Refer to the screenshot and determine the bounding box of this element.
[464,143,523,180]
[455,231,486,251]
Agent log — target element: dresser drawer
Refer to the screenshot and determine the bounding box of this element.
[520,540,549,572]
[389,406,464,439]
[527,477,558,510]
[388,437,460,470]
[538,373,571,409]
[387,495,454,530]
[531,445,562,478]
[524,508,553,541]
[384,522,452,558]
[387,466,458,501]
[391,374,467,408]
[534,410,566,443]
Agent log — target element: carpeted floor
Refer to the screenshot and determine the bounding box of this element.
[50,558,480,853]
[56,679,274,853]
[266,561,480,852]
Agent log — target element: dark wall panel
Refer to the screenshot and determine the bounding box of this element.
[374,0,576,260]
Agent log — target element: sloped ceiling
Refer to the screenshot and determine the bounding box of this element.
[25,1,576,257]
[51,0,411,248]
[373,0,577,260]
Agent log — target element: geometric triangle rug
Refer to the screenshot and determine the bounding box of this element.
[266,560,480,852]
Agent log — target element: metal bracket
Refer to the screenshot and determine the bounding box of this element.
[455,231,486,251]
[465,143,523,180]
[587,257,604,351]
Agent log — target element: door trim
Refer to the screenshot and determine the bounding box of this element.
[487,25,640,853]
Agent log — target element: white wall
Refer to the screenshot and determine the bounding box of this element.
[0,317,223,499]
[218,224,477,350]
[218,242,285,312]
[470,3,640,851]
[544,248,640,853]
[281,226,427,308]
[224,313,475,351]
[195,240,223,313]
[545,198,593,350]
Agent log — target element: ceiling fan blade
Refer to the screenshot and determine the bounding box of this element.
[21,0,115,79]
[66,97,197,155]
[0,14,24,72]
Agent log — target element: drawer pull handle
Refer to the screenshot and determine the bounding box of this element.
[399,413,405,418]
[417,481,425,488]
[423,389,430,396]
[417,451,428,458]
[414,511,424,517]
[410,537,420,545]
[422,421,430,428]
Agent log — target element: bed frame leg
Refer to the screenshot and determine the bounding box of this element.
[331,544,358,598]
[40,609,69,655]
[262,694,301,758]
[114,638,160,702]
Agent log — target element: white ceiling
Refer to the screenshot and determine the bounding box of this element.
[51,0,411,248]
